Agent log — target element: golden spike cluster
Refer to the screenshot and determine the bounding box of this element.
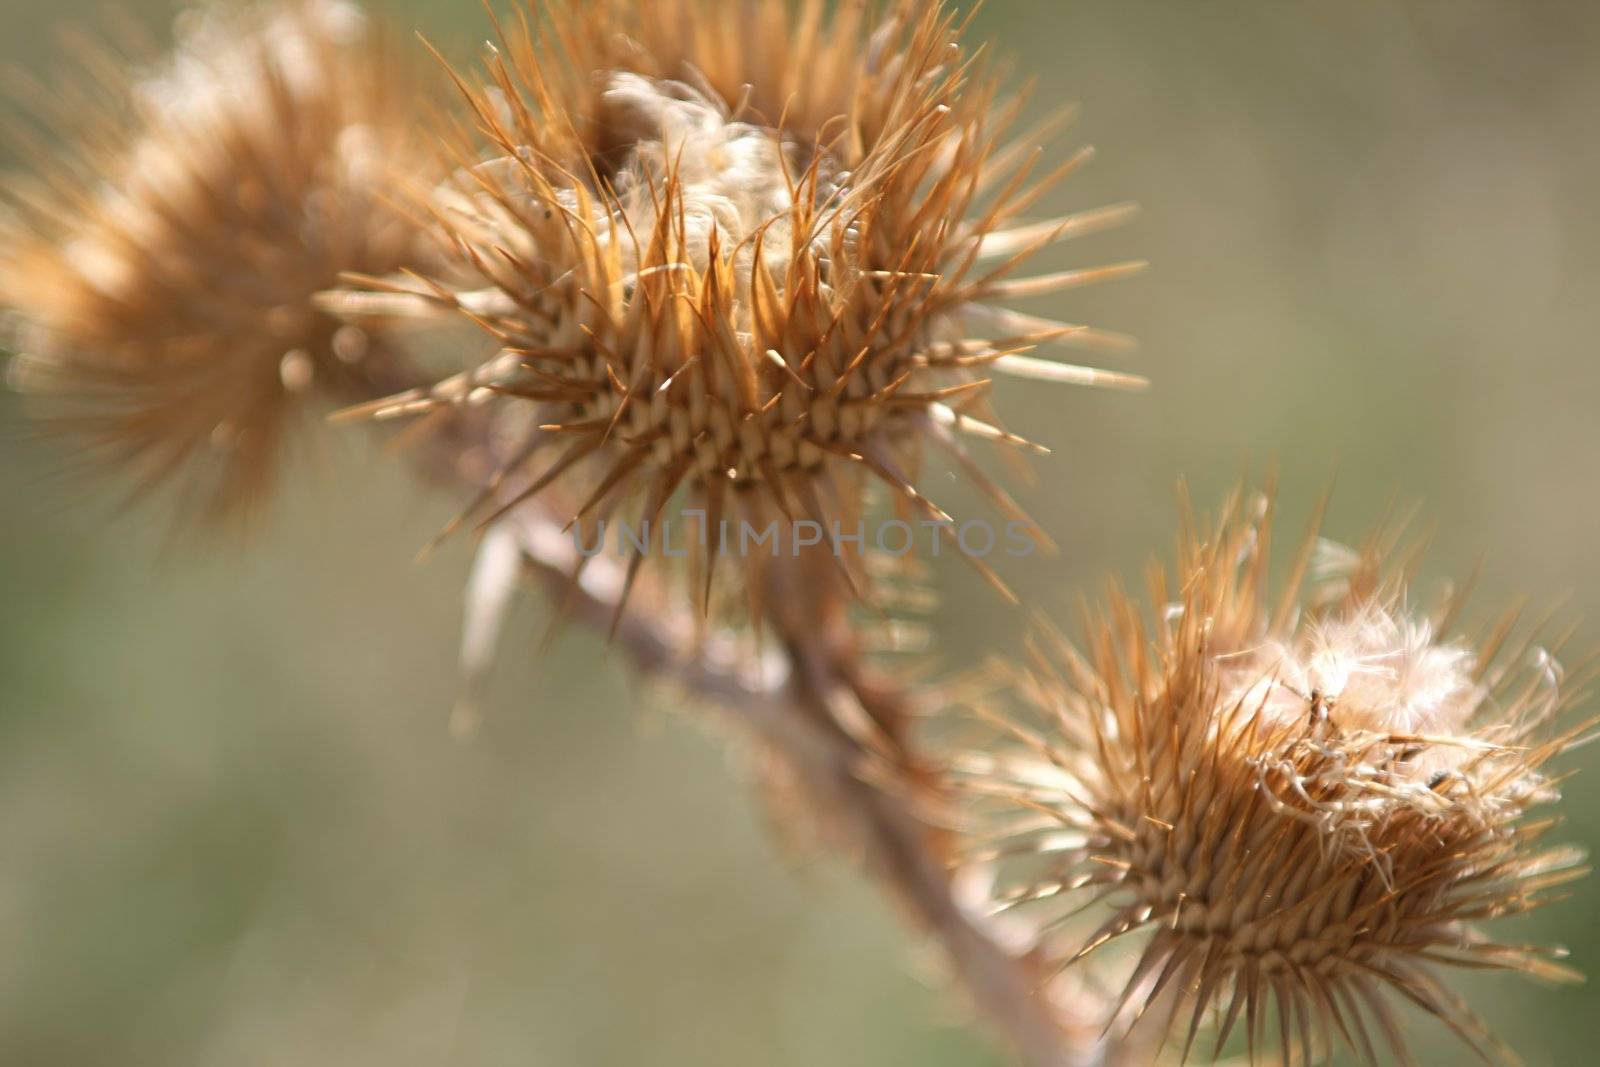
[951,490,1593,1066]
[0,0,433,524]
[342,0,1145,621]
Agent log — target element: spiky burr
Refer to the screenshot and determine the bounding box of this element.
[0,0,433,523]
[343,0,1145,621]
[952,490,1593,1066]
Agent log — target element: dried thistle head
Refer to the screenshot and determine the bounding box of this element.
[952,490,1592,1065]
[0,0,433,524]
[355,0,1144,621]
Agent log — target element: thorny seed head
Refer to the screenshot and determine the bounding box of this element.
[345,0,1145,624]
[950,490,1593,1066]
[0,0,433,524]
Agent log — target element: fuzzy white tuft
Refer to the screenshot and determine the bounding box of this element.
[1222,602,1483,738]
[597,73,823,290]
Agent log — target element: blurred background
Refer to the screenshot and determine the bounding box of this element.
[2,1,1598,1064]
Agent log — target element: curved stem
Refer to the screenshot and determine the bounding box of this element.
[366,395,1108,1065]
[497,507,1102,1067]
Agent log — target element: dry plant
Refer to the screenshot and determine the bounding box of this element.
[0,2,1588,1065]
[1,0,437,524]
[948,490,1594,1064]
[332,0,1145,624]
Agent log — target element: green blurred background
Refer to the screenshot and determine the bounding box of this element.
[2,1,1598,1064]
